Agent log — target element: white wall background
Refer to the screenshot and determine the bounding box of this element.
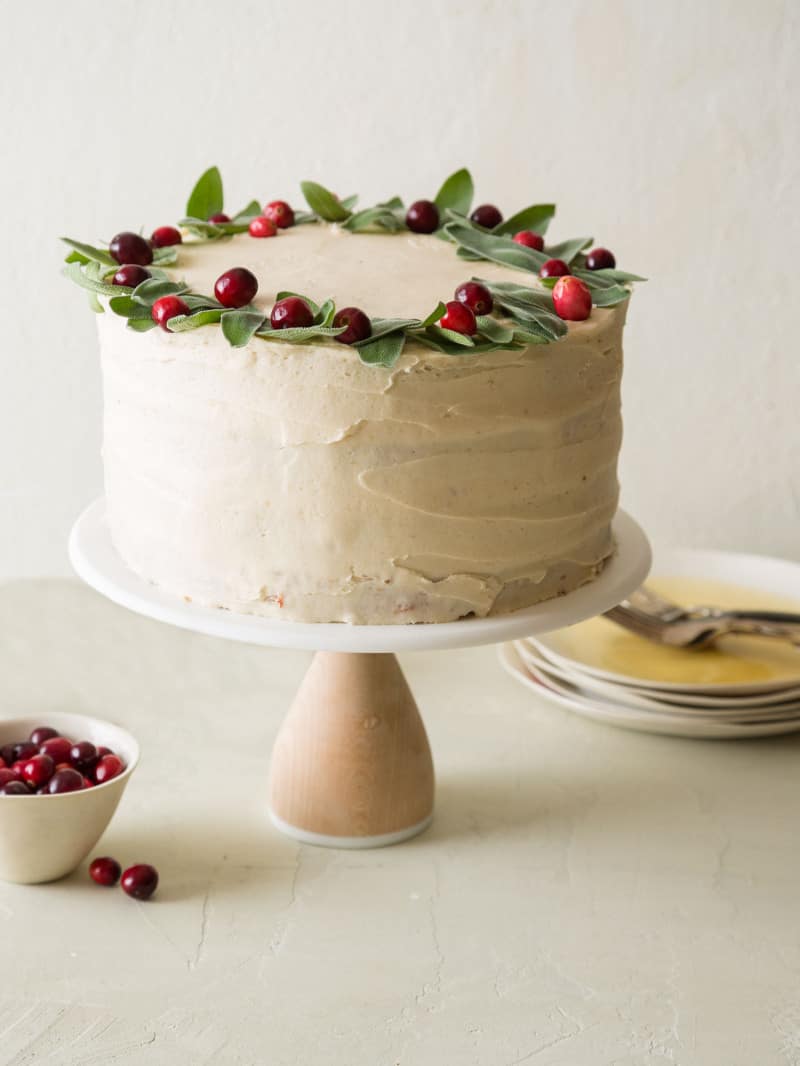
[0,0,798,578]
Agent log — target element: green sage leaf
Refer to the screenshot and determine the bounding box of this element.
[60,238,116,267]
[167,309,225,332]
[186,166,224,221]
[342,206,404,232]
[64,260,128,297]
[151,246,179,266]
[276,291,320,318]
[233,200,261,222]
[221,309,266,346]
[340,194,359,212]
[315,299,336,327]
[255,324,346,343]
[494,204,556,237]
[127,318,158,333]
[354,317,421,346]
[357,331,406,368]
[476,316,515,344]
[300,181,350,222]
[545,237,593,264]
[131,278,189,307]
[425,325,475,348]
[590,268,647,283]
[421,302,447,328]
[434,168,474,217]
[444,222,547,272]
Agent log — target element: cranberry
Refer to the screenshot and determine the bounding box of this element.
[333,307,372,345]
[109,232,153,267]
[0,768,18,787]
[111,264,150,288]
[13,742,37,762]
[21,754,55,788]
[586,247,616,270]
[470,204,503,228]
[214,267,258,309]
[150,225,182,248]
[29,727,58,746]
[1,781,30,795]
[248,216,277,238]
[270,297,314,330]
[151,295,190,330]
[82,776,94,789]
[0,744,15,766]
[94,754,125,784]
[96,746,112,758]
[540,258,570,278]
[208,212,231,224]
[47,768,84,794]
[405,200,439,234]
[69,741,98,773]
[90,857,122,886]
[439,300,477,336]
[552,276,593,321]
[263,201,294,229]
[39,736,73,763]
[0,757,5,770]
[121,864,159,901]
[454,281,493,316]
[513,231,544,251]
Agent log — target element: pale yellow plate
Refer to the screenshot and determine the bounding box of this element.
[530,550,800,695]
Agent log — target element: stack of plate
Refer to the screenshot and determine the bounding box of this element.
[500,549,800,739]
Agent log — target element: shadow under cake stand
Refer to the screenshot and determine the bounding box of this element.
[69,499,651,849]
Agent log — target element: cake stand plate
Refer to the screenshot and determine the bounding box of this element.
[69,499,651,847]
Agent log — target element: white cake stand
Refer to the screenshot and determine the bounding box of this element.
[69,499,650,848]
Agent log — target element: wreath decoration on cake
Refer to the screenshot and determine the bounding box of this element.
[62,166,644,369]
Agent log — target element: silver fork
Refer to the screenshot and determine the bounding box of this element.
[604,586,800,649]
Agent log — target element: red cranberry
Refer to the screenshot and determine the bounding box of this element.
[150,225,182,248]
[552,276,593,321]
[90,857,122,886]
[151,295,190,330]
[29,727,58,746]
[333,307,372,345]
[69,741,98,773]
[0,768,18,787]
[112,264,150,288]
[109,232,153,267]
[586,247,616,270]
[263,201,294,229]
[513,231,544,251]
[82,776,94,789]
[0,744,15,765]
[121,864,159,901]
[96,746,112,758]
[47,768,84,794]
[405,200,439,234]
[94,754,125,784]
[470,204,503,228]
[13,742,38,762]
[248,216,277,238]
[439,300,477,336]
[208,212,231,224]
[1,780,30,795]
[0,757,5,770]
[454,281,493,316]
[214,267,258,309]
[540,258,570,278]
[40,736,73,763]
[21,754,55,788]
[270,296,314,330]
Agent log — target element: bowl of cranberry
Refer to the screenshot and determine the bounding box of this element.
[0,712,139,884]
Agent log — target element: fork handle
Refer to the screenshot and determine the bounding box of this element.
[711,611,800,645]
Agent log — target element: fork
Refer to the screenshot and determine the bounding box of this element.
[604,586,800,649]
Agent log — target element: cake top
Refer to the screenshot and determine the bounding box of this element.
[62,166,644,369]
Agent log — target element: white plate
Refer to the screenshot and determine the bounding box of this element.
[515,640,800,711]
[499,643,800,740]
[531,549,800,695]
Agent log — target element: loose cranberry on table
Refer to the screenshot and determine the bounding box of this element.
[439,300,477,336]
[552,276,593,321]
[109,232,153,267]
[513,230,544,251]
[333,307,372,345]
[90,857,122,887]
[454,281,493,316]
[94,754,125,784]
[262,201,294,229]
[121,863,159,901]
[585,247,616,270]
[405,199,439,234]
[248,216,277,238]
[470,204,503,228]
[214,267,259,309]
[540,258,570,279]
[47,767,84,794]
[270,296,314,330]
[151,295,190,331]
[112,264,151,288]
[20,754,55,788]
[208,212,231,224]
[150,225,182,248]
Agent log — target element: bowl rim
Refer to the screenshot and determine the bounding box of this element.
[0,711,140,800]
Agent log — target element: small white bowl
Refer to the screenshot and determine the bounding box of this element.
[0,712,139,884]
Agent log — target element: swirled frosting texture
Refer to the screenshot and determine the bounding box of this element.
[99,224,627,623]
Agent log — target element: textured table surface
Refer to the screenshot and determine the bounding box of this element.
[1,579,798,1066]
